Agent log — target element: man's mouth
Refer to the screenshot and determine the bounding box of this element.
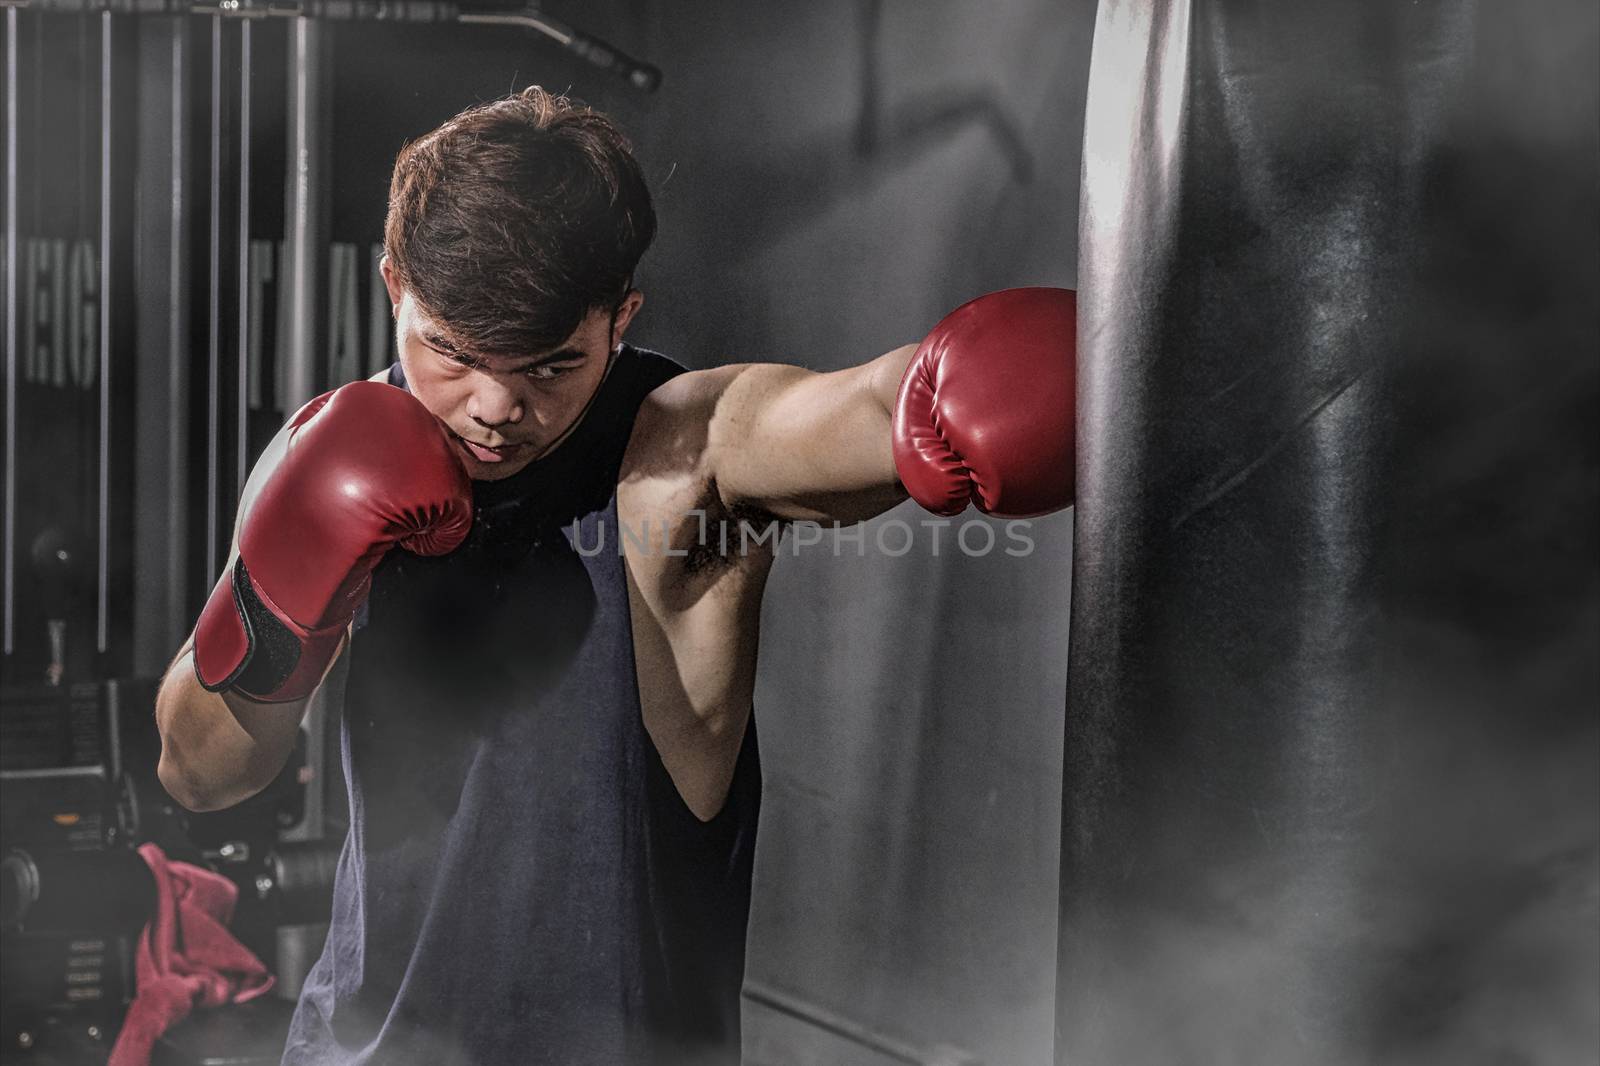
[452,433,529,464]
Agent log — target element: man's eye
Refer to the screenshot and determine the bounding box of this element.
[527,363,577,380]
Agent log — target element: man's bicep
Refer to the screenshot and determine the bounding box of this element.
[706,357,907,523]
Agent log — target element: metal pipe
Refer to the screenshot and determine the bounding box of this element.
[280,14,324,843]
[282,14,318,414]
[456,10,659,92]
[3,7,18,655]
[455,10,568,44]
[165,15,186,639]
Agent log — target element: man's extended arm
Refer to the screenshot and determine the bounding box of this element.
[692,288,1077,524]
[696,344,917,523]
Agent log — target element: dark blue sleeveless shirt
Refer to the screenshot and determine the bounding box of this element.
[282,347,761,1066]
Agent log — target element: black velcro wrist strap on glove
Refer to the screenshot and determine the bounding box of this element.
[229,558,303,699]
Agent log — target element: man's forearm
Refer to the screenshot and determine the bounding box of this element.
[155,645,309,811]
[695,345,917,524]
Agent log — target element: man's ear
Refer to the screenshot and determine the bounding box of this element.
[611,289,645,348]
[379,255,405,313]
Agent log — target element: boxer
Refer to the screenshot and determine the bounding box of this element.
[154,86,1073,1066]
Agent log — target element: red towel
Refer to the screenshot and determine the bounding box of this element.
[108,842,275,1066]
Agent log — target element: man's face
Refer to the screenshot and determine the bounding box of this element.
[382,260,643,482]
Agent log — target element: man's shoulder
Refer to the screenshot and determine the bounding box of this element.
[625,366,732,479]
[627,359,811,489]
[631,362,785,467]
[637,364,739,421]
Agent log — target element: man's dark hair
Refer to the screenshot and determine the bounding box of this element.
[384,86,656,356]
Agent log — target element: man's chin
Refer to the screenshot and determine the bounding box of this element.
[450,434,540,480]
[463,456,535,481]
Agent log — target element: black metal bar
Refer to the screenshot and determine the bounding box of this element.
[3,7,17,655]
[96,10,111,653]
[205,13,220,580]
[235,17,248,496]
[130,15,191,674]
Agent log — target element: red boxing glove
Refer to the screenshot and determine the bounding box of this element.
[892,287,1076,518]
[193,381,472,702]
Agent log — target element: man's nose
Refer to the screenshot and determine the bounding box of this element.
[465,375,523,428]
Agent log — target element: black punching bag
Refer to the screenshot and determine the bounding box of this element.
[1058,2,1599,1064]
